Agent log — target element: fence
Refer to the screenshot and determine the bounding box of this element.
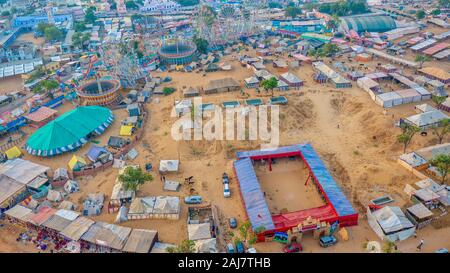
[0,130,26,152]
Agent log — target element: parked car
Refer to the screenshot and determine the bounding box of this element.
[228,217,237,229]
[283,243,303,253]
[319,236,337,248]
[184,195,202,204]
[222,173,229,184]
[224,183,231,198]
[235,241,245,253]
[226,243,235,253]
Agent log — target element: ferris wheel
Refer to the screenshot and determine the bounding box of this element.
[100,39,147,89]
[194,1,263,48]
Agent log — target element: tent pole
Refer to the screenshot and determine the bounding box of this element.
[305,173,311,186]
[269,158,272,172]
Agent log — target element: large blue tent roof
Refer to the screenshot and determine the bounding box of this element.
[298,144,356,217]
[233,157,275,231]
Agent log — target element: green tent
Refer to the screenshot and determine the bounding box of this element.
[26,106,114,156]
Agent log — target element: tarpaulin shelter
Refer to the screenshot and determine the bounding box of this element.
[5,146,22,160]
[60,216,95,241]
[0,158,50,189]
[25,106,57,128]
[86,145,109,162]
[122,229,158,253]
[25,106,114,156]
[159,160,179,173]
[28,206,57,226]
[367,206,415,242]
[81,221,132,251]
[120,125,133,136]
[188,223,212,241]
[68,155,87,171]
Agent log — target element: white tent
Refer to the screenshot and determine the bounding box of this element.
[195,238,217,253]
[188,223,212,241]
[159,160,179,173]
[375,92,403,108]
[47,189,63,202]
[367,206,415,242]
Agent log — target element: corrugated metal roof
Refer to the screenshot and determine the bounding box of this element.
[298,144,356,217]
[234,158,275,231]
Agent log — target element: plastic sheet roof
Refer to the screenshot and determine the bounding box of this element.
[298,144,356,217]
[233,158,275,231]
[341,15,396,33]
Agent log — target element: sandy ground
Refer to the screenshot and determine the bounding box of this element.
[255,158,325,213]
[0,76,25,95]
[1,35,450,252]
[14,32,45,47]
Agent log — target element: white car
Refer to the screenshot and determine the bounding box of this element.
[224,183,230,198]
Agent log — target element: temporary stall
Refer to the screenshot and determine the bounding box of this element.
[127,104,140,117]
[28,206,58,226]
[244,76,260,89]
[188,223,212,241]
[357,77,380,92]
[47,189,63,202]
[375,92,403,108]
[5,146,22,160]
[419,67,450,84]
[367,206,415,242]
[183,87,199,98]
[405,203,433,229]
[403,110,448,130]
[60,216,95,241]
[64,180,79,194]
[25,107,57,128]
[195,238,217,253]
[82,193,104,216]
[58,200,77,210]
[119,125,134,136]
[122,229,158,253]
[159,160,179,173]
[280,72,303,88]
[81,222,132,252]
[395,89,422,104]
[127,196,180,220]
[42,209,80,233]
[68,155,87,171]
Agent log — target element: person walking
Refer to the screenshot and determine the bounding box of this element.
[417,239,424,251]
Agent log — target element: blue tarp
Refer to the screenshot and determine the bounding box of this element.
[86,145,109,162]
[234,157,275,231]
[298,143,356,217]
[5,116,27,132]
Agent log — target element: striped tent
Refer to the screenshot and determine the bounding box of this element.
[25,106,114,157]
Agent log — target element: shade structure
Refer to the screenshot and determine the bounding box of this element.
[5,146,22,159]
[25,106,114,157]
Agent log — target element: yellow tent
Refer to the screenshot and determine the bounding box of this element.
[5,146,22,160]
[120,125,133,136]
[176,65,184,71]
[68,155,87,171]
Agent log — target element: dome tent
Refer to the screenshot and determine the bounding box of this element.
[340,15,397,34]
[26,106,114,156]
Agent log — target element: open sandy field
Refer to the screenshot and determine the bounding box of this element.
[0,76,25,95]
[1,39,450,253]
[255,158,325,213]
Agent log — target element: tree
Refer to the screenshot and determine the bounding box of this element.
[432,95,446,107]
[326,14,341,32]
[166,239,196,253]
[32,79,59,94]
[44,26,63,41]
[1,10,10,17]
[261,77,278,95]
[74,22,87,32]
[72,32,91,49]
[125,0,139,10]
[285,6,302,18]
[37,22,52,34]
[175,0,199,6]
[322,43,340,57]
[193,36,209,54]
[238,221,257,246]
[416,10,426,20]
[118,166,153,192]
[163,87,176,96]
[85,7,97,24]
[415,54,430,69]
[431,9,441,16]
[432,119,450,144]
[397,124,420,153]
[439,0,450,8]
[429,154,450,184]
[268,2,283,9]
